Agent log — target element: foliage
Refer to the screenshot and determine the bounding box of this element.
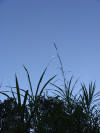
[0,45,100,133]
[0,98,29,133]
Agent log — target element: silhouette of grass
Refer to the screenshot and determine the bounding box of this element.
[0,45,100,133]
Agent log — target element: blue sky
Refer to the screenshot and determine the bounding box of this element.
[0,0,100,98]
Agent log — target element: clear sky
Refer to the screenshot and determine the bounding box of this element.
[0,0,100,98]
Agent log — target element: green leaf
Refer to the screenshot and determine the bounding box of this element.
[35,67,47,97]
[22,90,28,108]
[15,74,21,106]
[0,91,10,99]
[39,75,56,96]
[23,65,33,97]
[21,90,28,121]
[50,83,66,98]
[11,88,16,102]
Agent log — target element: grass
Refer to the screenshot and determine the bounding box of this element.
[0,44,100,133]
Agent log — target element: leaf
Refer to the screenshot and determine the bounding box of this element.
[23,65,33,97]
[22,90,28,108]
[35,67,47,97]
[0,91,10,99]
[50,83,66,98]
[21,90,28,121]
[11,88,16,102]
[15,74,21,106]
[39,75,56,96]
[54,89,65,98]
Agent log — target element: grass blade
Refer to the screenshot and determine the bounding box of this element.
[22,90,28,108]
[50,83,66,98]
[39,75,56,96]
[15,74,21,106]
[23,65,33,97]
[0,91,10,99]
[35,67,47,97]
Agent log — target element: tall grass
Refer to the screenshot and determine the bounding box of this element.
[0,44,100,133]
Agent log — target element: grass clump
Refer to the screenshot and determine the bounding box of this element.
[0,45,100,133]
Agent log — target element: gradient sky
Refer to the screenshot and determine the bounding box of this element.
[0,0,100,98]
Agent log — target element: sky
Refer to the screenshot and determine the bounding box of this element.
[0,0,100,98]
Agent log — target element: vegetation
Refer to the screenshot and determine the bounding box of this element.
[0,45,100,133]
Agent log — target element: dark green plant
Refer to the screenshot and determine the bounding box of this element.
[0,45,100,133]
[0,98,29,133]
